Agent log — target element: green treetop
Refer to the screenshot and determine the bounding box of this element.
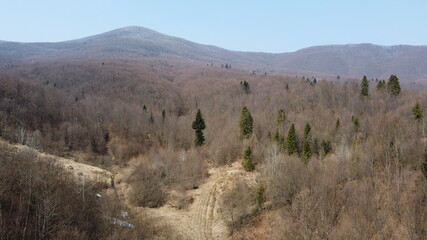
[277,109,286,125]
[256,184,265,210]
[412,102,423,121]
[286,123,298,156]
[360,75,369,97]
[376,80,386,91]
[243,146,255,172]
[192,109,206,146]
[302,122,312,163]
[239,106,253,138]
[387,75,401,96]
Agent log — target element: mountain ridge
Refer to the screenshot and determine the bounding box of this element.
[1,26,427,82]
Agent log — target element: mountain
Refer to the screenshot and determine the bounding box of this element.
[0,26,274,67]
[1,26,427,82]
[274,44,427,81]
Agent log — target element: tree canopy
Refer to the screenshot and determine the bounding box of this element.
[387,75,401,96]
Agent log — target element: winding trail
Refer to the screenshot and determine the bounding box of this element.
[5,139,257,239]
[139,162,257,240]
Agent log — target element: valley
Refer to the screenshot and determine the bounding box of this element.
[0,26,426,240]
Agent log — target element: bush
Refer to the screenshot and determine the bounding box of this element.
[128,160,167,208]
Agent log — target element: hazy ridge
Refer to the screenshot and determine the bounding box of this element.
[1,26,427,82]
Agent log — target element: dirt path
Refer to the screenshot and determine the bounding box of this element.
[139,162,258,240]
[5,139,257,239]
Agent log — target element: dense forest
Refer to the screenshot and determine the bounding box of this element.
[0,61,426,239]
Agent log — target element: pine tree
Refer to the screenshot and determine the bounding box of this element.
[286,124,297,156]
[277,109,286,125]
[302,122,312,163]
[239,106,253,138]
[412,102,423,121]
[162,109,166,122]
[412,102,425,136]
[240,81,250,94]
[387,75,401,96]
[321,140,332,157]
[376,80,386,91]
[192,109,206,146]
[360,75,369,97]
[243,146,255,172]
[256,184,265,210]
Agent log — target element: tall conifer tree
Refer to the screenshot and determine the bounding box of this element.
[192,109,206,146]
[239,106,253,138]
[360,75,369,97]
[286,124,297,155]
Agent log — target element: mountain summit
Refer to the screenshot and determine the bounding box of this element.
[1,26,427,82]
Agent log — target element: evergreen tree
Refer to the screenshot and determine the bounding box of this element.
[302,122,312,163]
[376,80,386,91]
[192,109,206,146]
[239,106,253,138]
[256,184,265,210]
[412,102,423,121]
[277,109,286,125]
[286,124,298,156]
[387,75,401,96]
[240,81,250,94]
[321,140,332,157]
[412,102,425,136]
[162,109,166,122]
[243,146,255,172]
[360,75,369,97]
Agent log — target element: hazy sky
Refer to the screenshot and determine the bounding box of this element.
[1,0,426,52]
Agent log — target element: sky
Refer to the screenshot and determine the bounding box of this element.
[1,0,426,53]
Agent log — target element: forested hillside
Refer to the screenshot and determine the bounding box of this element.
[1,62,426,239]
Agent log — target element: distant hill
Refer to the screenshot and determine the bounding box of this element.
[1,26,427,82]
[273,44,427,81]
